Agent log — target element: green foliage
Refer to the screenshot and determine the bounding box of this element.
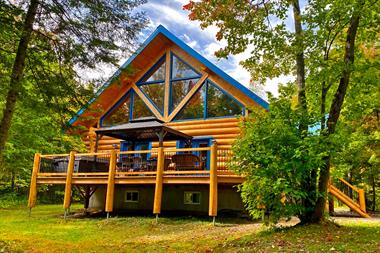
[185,0,380,221]
[232,87,328,223]
[0,0,148,195]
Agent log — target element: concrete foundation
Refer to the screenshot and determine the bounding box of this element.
[89,184,244,215]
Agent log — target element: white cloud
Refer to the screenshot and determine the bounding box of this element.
[89,1,285,99]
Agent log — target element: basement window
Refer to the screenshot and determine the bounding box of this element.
[184,191,201,205]
[125,191,139,202]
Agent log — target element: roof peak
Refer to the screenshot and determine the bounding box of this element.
[67,25,268,127]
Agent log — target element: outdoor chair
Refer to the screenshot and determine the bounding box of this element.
[171,154,202,171]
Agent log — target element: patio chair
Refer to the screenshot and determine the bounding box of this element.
[171,154,201,171]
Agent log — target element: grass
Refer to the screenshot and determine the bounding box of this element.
[0,204,379,253]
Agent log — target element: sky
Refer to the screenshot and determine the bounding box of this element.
[108,0,298,99]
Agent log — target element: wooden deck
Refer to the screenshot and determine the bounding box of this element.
[28,144,243,218]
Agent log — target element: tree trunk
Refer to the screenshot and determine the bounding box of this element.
[312,6,361,222]
[372,175,376,212]
[84,186,91,209]
[292,0,317,224]
[10,171,15,192]
[0,0,39,163]
[292,0,307,112]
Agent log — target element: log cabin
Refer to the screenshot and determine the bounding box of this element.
[28,25,369,219]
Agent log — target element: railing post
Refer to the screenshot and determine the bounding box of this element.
[63,151,76,218]
[209,141,218,224]
[28,153,41,212]
[153,146,164,221]
[358,189,366,212]
[105,150,117,218]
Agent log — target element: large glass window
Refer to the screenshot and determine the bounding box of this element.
[170,78,199,112]
[139,57,166,83]
[102,93,131,126]
[207,83,243,117]
[171,55,199,80]
[174,83,206,120]
[132,92,154,119]
[174,80,244,121]
[137,55,166,115]
[170,54,201,113]
[139,82,165,113]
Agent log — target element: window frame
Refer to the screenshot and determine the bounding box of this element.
[176,137,213,170]
[125,190,139,203]
[184,191,201,205]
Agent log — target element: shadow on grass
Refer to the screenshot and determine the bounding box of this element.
[213,219,380,253]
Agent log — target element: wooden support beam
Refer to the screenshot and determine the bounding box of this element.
[164,49,171,120]
[28,153,41,209]
[105,150,117,213]
[358,189,366,212]
[153,147,164,214]
[209,141,218,217]
[63,151,76,210]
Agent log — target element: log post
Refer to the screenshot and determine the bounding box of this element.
[88,127,97,153]
[209,141,218,223]
[358,189,366,212]
[105,150,117,218]
[28,153,41,212]
[153,146,164,218]
[63,151,76,218]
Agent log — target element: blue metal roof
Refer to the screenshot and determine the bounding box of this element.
[67,25,269,126]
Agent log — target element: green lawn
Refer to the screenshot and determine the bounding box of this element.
[0,204,379,253]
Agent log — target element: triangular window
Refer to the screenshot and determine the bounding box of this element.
[139,82,165,113]
[170,78,199,113]
[174,82,206,120]
[101,92,131,126]
[132,92,155,119]
[207,82,243,117]
[171,55,200,80]
[138,56,166,83]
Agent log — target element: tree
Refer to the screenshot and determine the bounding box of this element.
[184,0,378,223]
[0,0,148,162]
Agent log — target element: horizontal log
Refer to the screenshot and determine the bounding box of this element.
[180,127,240,136]
[215,139,235,145]
[171,122,238,131]
[211,134,239,139]
[97,145,119,151]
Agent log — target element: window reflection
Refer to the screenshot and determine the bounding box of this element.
[102,93,130,126]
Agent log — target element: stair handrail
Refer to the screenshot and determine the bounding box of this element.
[337,178,366,213]
[338,178,360,193]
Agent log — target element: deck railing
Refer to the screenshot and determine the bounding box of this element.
[28,143,241,217]
[34,145,236,178]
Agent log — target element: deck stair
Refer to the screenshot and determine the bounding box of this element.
[328,178,370,218]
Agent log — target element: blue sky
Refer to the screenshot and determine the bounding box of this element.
[102,0,299,98]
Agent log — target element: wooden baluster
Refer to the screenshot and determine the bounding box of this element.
[209,141,218,224]
[63,151,76,219]
[28,153,41,214]
[105,150,117,218]
[358,189,366,212]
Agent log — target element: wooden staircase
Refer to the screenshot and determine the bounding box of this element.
[328,178,370,218]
